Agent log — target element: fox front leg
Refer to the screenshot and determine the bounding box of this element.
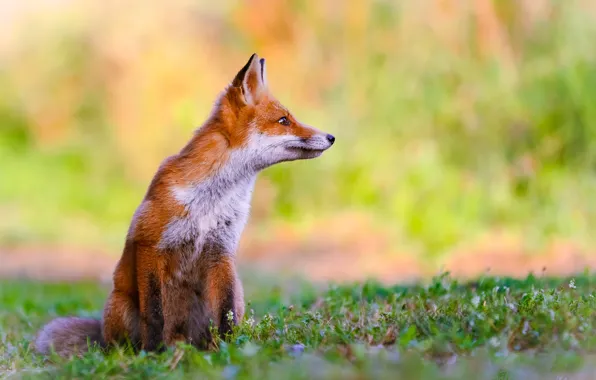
[160,279,194,348]
[204,257,244,338]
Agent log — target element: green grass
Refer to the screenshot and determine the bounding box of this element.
[2,273,596,379]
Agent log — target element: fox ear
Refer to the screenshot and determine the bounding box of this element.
[232,53,267,106]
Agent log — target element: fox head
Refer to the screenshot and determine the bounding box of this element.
[212,53,335,171]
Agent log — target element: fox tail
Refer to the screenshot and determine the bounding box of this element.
[35,317,104,357]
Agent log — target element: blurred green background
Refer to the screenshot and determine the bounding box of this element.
[2,0,596,281]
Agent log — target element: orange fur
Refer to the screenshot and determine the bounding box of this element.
[34,53,334,356]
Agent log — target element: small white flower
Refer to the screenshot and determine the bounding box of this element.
[522,320,530,335]
[489,337,500,348]
[471,296,481,308]
[569,279,576,289]
[262,313,273,326]
[227,310,234,322]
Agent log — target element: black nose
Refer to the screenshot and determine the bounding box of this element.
[326,134,335,144]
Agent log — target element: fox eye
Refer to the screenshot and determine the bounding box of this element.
[277,117,290,126]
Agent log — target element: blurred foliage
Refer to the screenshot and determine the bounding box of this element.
[2,0,596,257]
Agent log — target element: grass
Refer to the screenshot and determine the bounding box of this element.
[1,272,596,379]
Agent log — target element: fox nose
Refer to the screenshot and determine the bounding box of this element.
[326,134,335,145]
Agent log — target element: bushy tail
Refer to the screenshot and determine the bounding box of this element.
[35,317,104,357]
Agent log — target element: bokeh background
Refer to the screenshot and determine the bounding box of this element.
[2,0,596,284]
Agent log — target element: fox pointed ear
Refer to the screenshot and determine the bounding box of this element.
[259,57,268,86]
[232,53,267,106]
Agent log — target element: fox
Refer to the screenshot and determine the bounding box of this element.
[34,53,335,357]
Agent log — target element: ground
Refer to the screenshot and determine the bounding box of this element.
[2,230,595,284]
[1,271,595,379]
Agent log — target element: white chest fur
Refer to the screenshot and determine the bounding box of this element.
[156,133,277,269]
[158,170,256,262]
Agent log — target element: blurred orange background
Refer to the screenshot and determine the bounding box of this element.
[2,0,596,283]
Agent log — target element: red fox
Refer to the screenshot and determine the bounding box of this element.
[35,53,335,357]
